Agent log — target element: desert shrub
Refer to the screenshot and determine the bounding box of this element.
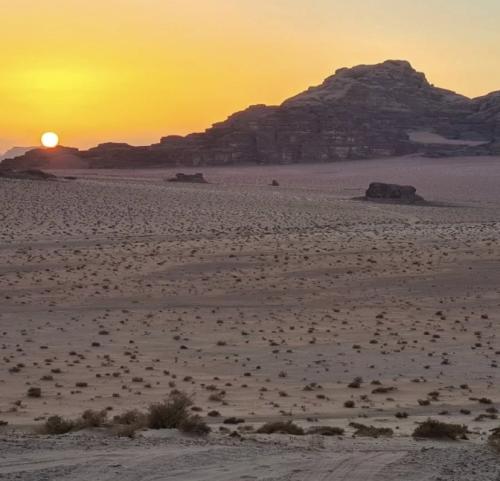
[412,419,468,440]
[256,421,304,435]
[76,409,108,429]
[208,392,225,402]
[40,415,74,435]
[148,391,207,435]
[148,391,193,429]
[111,423,141,438]
[348,377,362,389]
[113,409,147,427]
[111,409,147,437]
[350,422,393,438]
[371,386,396,394]
[306,426,344,436]
[27,387,42,398]
[479,397,493,405]
[223,417,245,425]
[488,427,500,453]
[179,415,211,436]
[344,400,355,408]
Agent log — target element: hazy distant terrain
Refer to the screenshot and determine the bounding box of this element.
[1,155,499,480]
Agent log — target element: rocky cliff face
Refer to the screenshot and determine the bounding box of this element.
[2,60,500,170]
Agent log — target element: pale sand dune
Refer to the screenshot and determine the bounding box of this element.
[0,156,499,479]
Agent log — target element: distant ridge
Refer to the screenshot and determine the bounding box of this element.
[2,60,500,170]
[0,146,36,162]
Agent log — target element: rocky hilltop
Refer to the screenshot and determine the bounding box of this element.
[0,146,36,162]
[2,60,500,169]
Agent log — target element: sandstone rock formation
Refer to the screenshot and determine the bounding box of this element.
[365,183,424,204]
[3,60,500,169]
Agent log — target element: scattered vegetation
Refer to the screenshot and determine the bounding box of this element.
[37,392,209,437]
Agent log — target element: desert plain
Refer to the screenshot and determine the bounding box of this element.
[1,155,500,480]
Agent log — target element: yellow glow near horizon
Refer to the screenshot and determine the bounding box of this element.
[41,132,59,148]
[1,0,500,152]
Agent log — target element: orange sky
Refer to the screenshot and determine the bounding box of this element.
[1,0,500,152]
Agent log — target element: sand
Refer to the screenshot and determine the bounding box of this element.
[1,431,498,481]
[0,155,499,479]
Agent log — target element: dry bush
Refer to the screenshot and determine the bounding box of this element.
[488,427,500,453]
[147,391,209,435]
[350,422,393,438]
[413,419,468,440]
[306,426,344,436]
[111,423,141,438]
[27,387,42,398]
[179,415,211,436]
[76,409,108,429]
[257,421,304,435]
[39,415,74,435]
[348,377,362,389]
[113,409,147,427]
[148,391,193,429]
[223,417,245,425]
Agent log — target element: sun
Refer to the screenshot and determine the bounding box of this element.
[41,132,59,148]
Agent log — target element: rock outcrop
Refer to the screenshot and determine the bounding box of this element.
[3,60,500,169]
[365,183,424,204]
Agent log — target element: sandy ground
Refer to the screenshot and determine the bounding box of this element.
[1,430,498,481]
[1,155,500,478]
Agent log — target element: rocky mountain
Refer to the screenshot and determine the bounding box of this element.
[2,60,500,170]
[0,146,36,162]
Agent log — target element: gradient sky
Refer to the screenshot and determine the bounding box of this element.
[1,0,500,152]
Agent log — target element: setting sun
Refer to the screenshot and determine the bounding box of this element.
[41,132,59,148]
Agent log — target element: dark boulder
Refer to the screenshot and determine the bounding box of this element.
[167,173,208,183]
[365,182,424,203]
